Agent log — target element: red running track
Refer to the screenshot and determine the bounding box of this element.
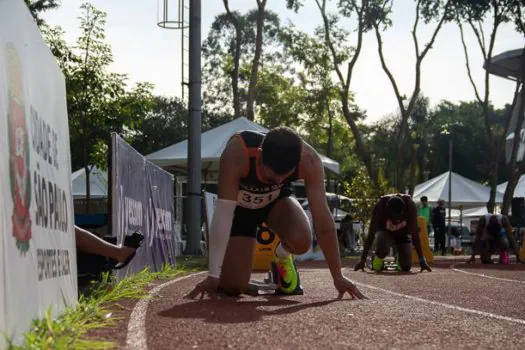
[127,260,525,350]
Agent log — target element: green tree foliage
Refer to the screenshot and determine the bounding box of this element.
[130,96,235,156]
[366,99,507,189]
[202,6,288,118]
[131,96,188,156]
[24,0,60,26]
[304,114,361,177]
[342,167,396,228]
[426,101,506,184]
[42,3,154,211]
[254,64,308,129]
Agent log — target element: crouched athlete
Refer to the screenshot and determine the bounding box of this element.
[354,194,432,273]
[467,213,522,265]
[186,127,366,299]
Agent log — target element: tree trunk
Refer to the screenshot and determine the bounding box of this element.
[341,99,378,187]
[502,51,525,214]
[232,33,242,118]
[223,0,242,118]
[84,163,90,214]
[246,0,267,121]
[326,101,334,192]
[408,143,418,195]
[395,136,404,191]
[416,141,426,183]
[487,146,500,214]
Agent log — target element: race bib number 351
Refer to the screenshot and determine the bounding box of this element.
[238,189,280,209]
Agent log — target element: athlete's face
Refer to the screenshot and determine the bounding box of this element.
[257,149,296,184]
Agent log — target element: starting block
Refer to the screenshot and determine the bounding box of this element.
[246,279,278,296]
[383,260,400,271]
[245,269,304,296]
[366,258,400,272]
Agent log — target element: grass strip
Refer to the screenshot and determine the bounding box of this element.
[8,256,207,350]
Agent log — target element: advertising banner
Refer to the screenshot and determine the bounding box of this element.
[0,0,77,345]
[111,133,176,275]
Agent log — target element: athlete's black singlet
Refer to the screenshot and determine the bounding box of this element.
[235,130,299,210]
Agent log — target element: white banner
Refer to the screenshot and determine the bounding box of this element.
[0,152,7,348]
[0,0,78,346]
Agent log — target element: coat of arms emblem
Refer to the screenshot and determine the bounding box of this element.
[6,42,32,253]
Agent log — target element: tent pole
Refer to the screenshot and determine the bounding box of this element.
[448,139,452,240]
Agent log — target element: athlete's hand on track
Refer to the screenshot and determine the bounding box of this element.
[334,276,368,300]
[185,276,220,300]
[353,259,366,272]
[419,257,432,272]
[419,261,432,272]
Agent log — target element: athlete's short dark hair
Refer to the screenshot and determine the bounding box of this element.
[261,126,302,175]
[386,196,406,222]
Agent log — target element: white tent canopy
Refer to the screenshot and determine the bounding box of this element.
[497,174,525,198]
[146,117,340,175]
[413,171,503,208]
[71,165,108,199]
[450,206,488,220]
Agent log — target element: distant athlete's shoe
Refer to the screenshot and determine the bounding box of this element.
[395,258,402,272]
[500,251,509,265]
[372,255,385,272]
[271,254,303,295]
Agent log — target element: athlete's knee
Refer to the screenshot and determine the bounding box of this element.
[285,232,312,254]
[374,231,390,258]
[400,263,411,272]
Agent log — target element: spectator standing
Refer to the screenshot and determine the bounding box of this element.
[417,196,432,235]
[432,199,447,255]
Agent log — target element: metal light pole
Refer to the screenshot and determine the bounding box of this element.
[327,107,334,193]
[185,0,202,255]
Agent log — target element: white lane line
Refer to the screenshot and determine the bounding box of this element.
[126,271,206,350]
[355,281,525,325]
[451,265,525,284]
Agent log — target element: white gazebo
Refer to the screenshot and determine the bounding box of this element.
[413,171,503,208]
[71,165,108,199]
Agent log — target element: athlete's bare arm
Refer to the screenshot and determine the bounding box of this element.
[361,203,380,260]
[217,135,248,200]
[186,135,248,299]
[502,216,521,258]
[469,216,485,262]
[300,143,343,281]
[407,200,424,259]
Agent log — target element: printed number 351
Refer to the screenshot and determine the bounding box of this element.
[242,193,272,204]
